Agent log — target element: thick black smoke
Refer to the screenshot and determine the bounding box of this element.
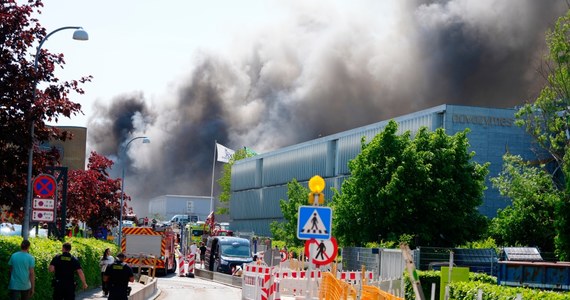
[87,0,568,216]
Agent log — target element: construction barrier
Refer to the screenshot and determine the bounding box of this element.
[361,285,404,300]
[320,272,357,300]
[187,253,195,274]
[243,265,274,300]
[273,269,320,297]
[242,263,400,300]
[338,270,374,285]
[178,257,186,277]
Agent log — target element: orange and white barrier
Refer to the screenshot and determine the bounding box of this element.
[273,270,320,298]
[242,263,376,299]
[186,254,195,274]
[178,257,186,277]
[338,270,374,285]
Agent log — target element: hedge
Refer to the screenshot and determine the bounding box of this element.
[0,236,119,299]
[404,270,570,299]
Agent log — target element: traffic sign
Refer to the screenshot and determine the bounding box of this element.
[297,206,332,240]
[304,237,338,265]
[33,198,55,210]
[32,210,55,222]
[33,174,56,198]
[280,250,288,263]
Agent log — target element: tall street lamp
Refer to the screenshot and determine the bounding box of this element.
[23,26,89,239]
[118,136,150,244]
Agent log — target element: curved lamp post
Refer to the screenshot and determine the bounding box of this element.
[118,136,150,244]
[23,26,89,239]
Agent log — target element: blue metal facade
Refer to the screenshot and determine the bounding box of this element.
[230,104,540,236]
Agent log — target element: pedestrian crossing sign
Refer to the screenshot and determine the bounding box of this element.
[297,206,332,240]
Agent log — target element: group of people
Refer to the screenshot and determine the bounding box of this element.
[8,239,134,300]
[187,241,207,268]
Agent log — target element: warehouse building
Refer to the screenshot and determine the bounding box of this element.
[148,195,211,221]
[230,104,543,236]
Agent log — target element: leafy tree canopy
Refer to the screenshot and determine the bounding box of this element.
[332,120,489,247]
[217,148,255,215]
[490,154,561,252]
[515,9,570,184]
[0,0,90,220]
[66,152,124,230]
[269,179,309,247]
[507,10,570,259]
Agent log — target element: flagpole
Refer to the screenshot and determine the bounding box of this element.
[210,140,217,213]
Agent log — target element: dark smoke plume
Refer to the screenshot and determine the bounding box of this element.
[87,0,568,216]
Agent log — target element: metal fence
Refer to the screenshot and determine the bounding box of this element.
[416,247,498,276]
[341,247,406,281]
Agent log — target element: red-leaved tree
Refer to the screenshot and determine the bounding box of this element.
[0,0,91,220]
[66,151,128,230]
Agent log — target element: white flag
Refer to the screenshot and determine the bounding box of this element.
[216,143,235,163]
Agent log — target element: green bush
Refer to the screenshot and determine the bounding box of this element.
[404,270,570,299]
[450,281,570,300]
[0,236,119,299]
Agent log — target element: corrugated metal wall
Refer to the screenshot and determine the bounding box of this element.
[230,106,448,236]
[229,104,537,237]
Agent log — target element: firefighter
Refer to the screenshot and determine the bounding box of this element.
[49,242,88,300]
[104,253,134,300]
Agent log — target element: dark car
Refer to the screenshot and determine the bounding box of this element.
[205,236,252,274]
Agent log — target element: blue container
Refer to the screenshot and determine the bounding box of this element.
[498,261,570,291]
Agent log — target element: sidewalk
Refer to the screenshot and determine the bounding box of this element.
[76,281,159,300]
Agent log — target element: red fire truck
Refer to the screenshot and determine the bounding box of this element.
[121,226,177,276]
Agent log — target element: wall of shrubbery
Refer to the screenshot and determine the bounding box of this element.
[0,236,119,299]
[404,270,570,300]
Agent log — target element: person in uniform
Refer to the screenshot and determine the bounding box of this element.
[49,242,88,300]
[104,252,134,300]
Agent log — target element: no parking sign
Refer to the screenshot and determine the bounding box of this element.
[32,174,56,222]
[33,174,56,198]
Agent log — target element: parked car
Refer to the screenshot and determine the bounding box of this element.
[205,236,253,274]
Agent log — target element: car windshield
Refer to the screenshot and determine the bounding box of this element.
[220,243,250,258]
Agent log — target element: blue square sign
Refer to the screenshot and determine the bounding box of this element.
[297,206,332,240]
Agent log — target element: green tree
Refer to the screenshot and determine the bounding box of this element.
[490,154,561,252]
[217,148,253,215]
[514,10,570,259]
[269,179,308,247]
[332,120,489,247]
[0,0,90,220]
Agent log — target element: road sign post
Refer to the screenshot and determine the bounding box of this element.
[296,175,332,300]
[31,174,57,224]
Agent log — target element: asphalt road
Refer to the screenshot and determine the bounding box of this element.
[155,273,242,300]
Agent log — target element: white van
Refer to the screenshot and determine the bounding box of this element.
[169,215,190,224]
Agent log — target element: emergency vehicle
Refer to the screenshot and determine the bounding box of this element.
[121,226,177,276]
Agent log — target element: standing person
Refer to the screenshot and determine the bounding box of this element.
[190,242,198,257]
[49,242,88,300]
[99,248,115,297]
[199,242,207,268]
[104,253,134,300]
[8,239,35,300]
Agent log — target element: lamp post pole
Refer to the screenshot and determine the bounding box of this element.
[118,136,150,244]
[23,26,88,239]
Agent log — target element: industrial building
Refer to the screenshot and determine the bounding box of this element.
[229,104,543,236]
[148,195,211,221]
[46,126,87,170]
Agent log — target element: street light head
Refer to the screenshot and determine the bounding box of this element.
[142,137,150,144]
[72,28,89,41]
